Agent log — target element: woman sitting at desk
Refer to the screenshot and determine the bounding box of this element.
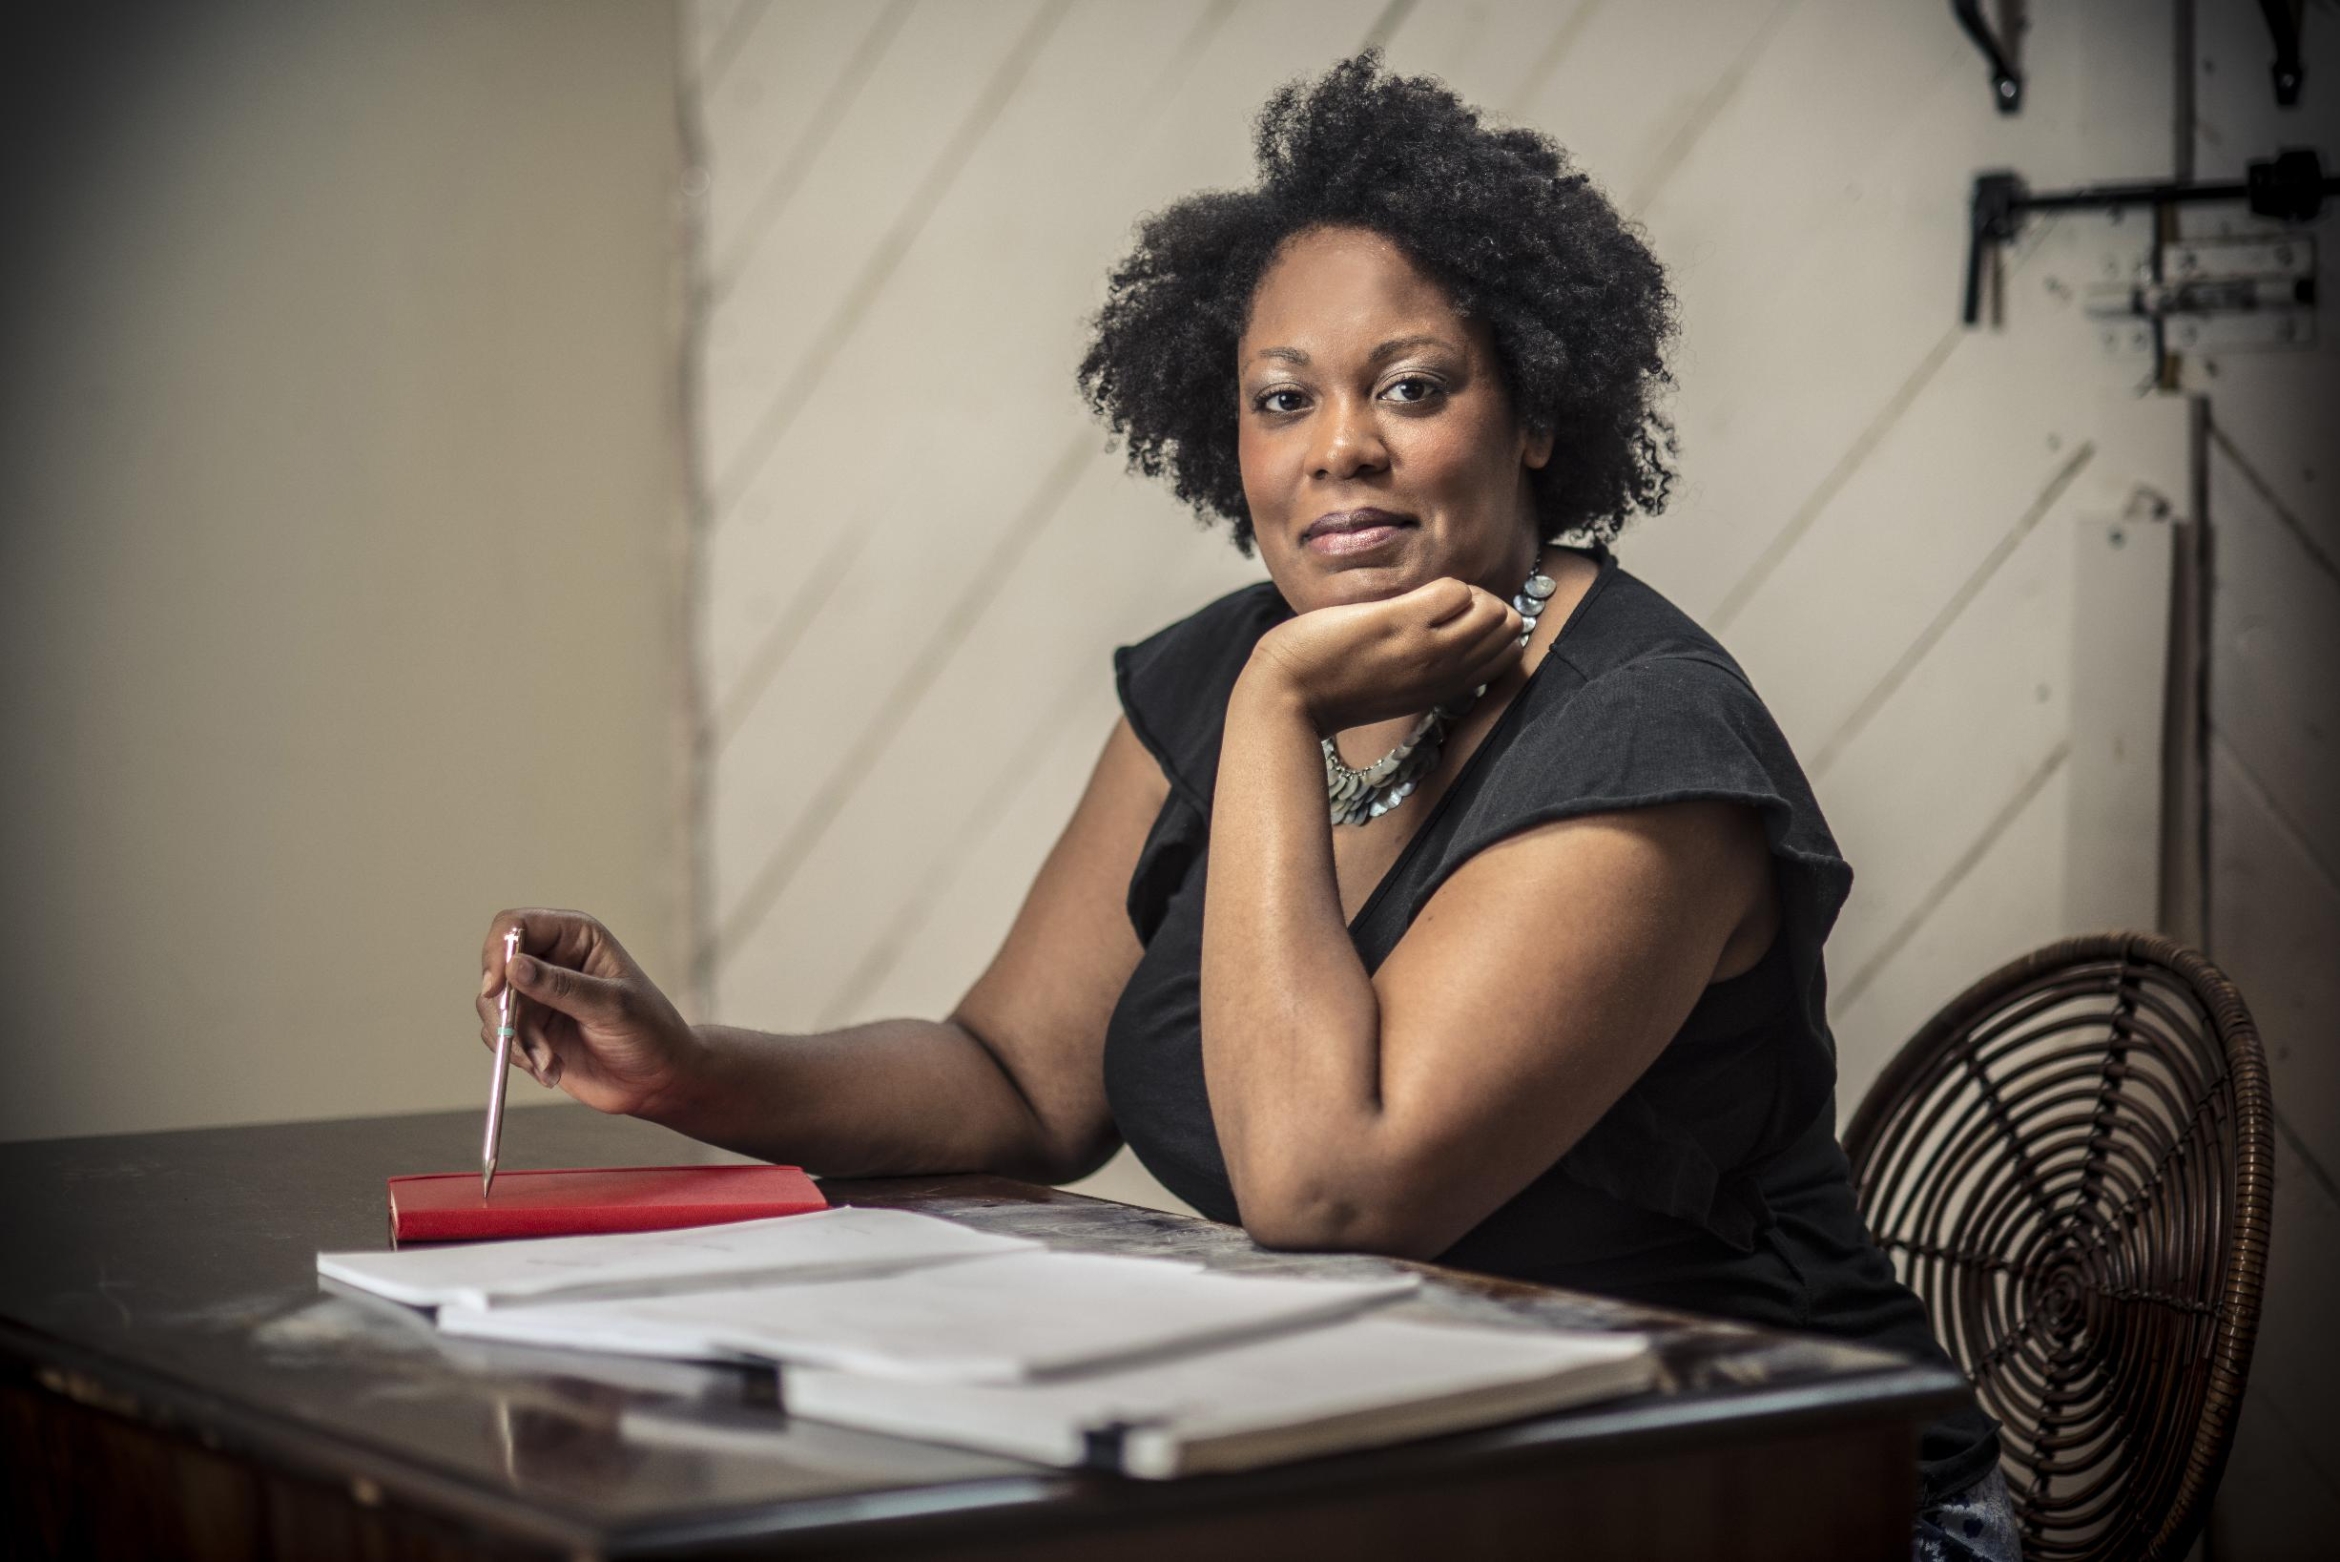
[479,54,2013,1561]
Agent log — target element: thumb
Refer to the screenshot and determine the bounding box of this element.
[507,953,628,1024]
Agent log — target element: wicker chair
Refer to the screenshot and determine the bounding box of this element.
[1843,933,2272,1562]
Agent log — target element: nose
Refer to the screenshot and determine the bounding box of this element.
[1309,393,1388,481]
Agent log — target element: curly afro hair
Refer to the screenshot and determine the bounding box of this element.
[1077,50,1678,556]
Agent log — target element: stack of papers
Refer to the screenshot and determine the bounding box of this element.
[318,1206,1035,1309]
[317,1206,1654,1476]
[787,1314,1657,1478]
[435,1249,1419,1379]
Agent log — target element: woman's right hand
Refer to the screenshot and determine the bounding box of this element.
[477,909,700,1119]
[1247,576,1524,735]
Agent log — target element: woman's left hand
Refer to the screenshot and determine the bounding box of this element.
[1244,576,1524,734]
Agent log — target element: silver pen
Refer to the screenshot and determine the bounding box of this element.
[482,925,522,1198]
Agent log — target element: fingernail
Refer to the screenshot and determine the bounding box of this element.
[510,955,538,983]
[481,967,498,997]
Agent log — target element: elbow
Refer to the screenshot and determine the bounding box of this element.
[1234,1171,1447,1261]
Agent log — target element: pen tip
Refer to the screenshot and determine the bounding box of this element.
[481,1166,495,1201]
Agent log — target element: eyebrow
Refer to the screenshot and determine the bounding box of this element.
[1248,333,1455,369]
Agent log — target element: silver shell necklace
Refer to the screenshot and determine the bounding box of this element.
[1324,551,1555,827]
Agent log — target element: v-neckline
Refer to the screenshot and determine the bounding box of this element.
[1341,545,1618,937]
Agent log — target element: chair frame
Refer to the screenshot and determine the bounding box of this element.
[1843,932,2272,1562]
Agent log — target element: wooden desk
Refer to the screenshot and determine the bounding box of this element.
[0,1107,1965,1559]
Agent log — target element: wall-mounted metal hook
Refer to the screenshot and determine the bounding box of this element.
[2260,0,2304,107]
[1953,0,2023,113]
[1964,171,2027,324]
[1960,148,2336,328]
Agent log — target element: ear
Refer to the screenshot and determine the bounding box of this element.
[1521,422,1555,472]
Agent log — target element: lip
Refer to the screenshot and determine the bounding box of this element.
[1300,507,1416,554]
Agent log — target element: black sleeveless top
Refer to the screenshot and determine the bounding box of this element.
[1101,547,1999,1503]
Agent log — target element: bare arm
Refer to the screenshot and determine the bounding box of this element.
[1203,586,1776,1256]
[483,719,1167,1183]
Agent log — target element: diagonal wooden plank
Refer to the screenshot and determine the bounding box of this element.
[2208,435,2340,886]
[812,660,1102,1030]
[1381,0,1606,121]
[1832,739,2071,1020]
[696,0,767,94]
[709,0,917,306]
[1624,1,2175,631]
[1620,0,1801,216]
[1362,0,1419,49]
[1708,317,1965,636]
[710,0,1074,515]
[697,1,907,277]
[704,0,1237,726]
[1504,0,1607,114]
[1811,473,2081,993]
[2210,422,2339,591]
[699,0,1054,491]
[714,522,867,752]
[1828,752,2074,1117]
[1507,0,1791,204]
[1810,441,2096,777]
[711,432,1095,975]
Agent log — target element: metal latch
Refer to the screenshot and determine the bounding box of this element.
[2087,235,2318,356]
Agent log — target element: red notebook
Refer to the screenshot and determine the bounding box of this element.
[386,1165,827,1243]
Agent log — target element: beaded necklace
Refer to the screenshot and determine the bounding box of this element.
[1323,553,1555,826]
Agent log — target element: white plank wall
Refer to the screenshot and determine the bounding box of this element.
[2181,3,2340,1551]
[683,3,2330,1545]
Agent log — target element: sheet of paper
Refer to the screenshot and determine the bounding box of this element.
[783,1315,1656,1476]
[316,1206,1038,1309]
[435,1250,1420,1381]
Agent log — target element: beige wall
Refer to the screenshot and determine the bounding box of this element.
[0,2,690,1141]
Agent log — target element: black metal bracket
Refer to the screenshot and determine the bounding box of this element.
[1962,148,2338,325]
[1953,0,2023,114]
[2261,0,2304,108]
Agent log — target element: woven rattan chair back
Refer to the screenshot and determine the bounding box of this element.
[1843,933,2271,1562]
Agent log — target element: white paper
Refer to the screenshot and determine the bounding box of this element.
[436,1250,1420,1381]
[315,1206,1039,1310]
[783,1316,1656,1476]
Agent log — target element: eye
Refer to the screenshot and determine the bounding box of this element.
[1382,374,1443,405]
[1254,387,1308,415]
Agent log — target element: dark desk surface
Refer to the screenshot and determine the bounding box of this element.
[0,1106,1966,1559]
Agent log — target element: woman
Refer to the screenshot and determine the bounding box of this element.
[480,53,2016,1560]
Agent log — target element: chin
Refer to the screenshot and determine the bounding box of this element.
[1280,540,1434,610]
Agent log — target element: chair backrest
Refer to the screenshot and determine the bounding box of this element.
[1843,933,2271,1562]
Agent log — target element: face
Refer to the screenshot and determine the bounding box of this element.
[1236,225,1553,612]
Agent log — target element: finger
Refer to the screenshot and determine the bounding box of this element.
[478,947,543,1077]
[1433,587,1509,648]
[1465,633,1527,688]
[513,1007,561,1085]
[1407,577,1478,628]
[479,1017,546,1084]
[1460,607,1526,667]
[506,951,632,1024]
[482,908,590,990]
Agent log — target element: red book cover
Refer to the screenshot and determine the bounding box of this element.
[386,1165,828,1243]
